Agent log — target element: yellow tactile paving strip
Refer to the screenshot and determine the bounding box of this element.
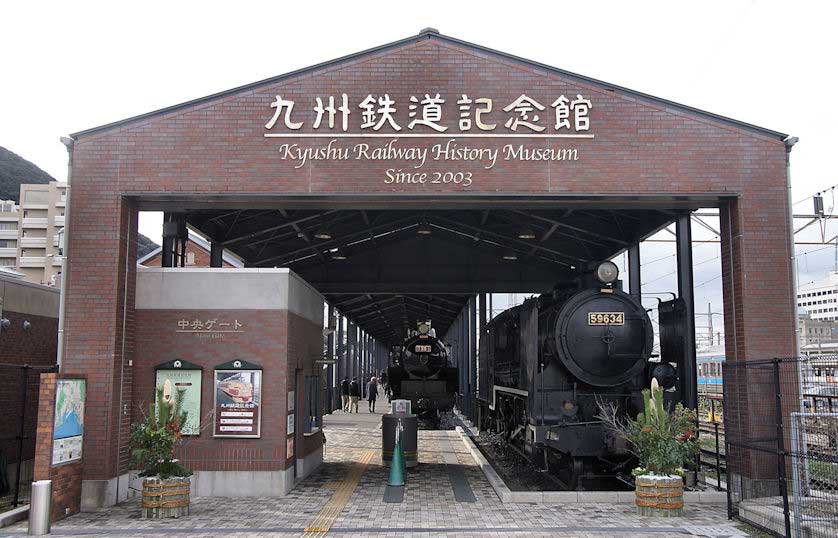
[303,450,375,537]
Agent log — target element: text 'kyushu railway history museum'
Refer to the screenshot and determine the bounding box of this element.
[36,28,798,525]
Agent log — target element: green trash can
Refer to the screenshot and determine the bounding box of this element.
[382,413,418,468]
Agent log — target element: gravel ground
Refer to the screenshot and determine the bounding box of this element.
[473,431,566,491]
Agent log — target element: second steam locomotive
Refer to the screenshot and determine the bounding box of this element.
[387,322,458,420]
[478,261,684,488]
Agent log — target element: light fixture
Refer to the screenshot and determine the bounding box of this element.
[595,260,619,284]
[517,227,536,240]
[416,221,432,235]
[502,249,518,261]
[330,248,348,260]
[314,227,332,240]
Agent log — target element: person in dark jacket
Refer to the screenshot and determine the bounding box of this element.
[340,377,350,412]
[349,377,360,413]
[367,376,378,413]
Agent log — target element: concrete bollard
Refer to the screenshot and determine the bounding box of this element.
[28,480,52,535]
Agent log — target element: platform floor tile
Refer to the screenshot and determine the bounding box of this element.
[1,408,748,537]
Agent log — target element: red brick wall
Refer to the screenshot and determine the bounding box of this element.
[132,309,289,471]
[0,311,58,465]
[33,373,84,523]
[140,241,234,268]
[62,34,796,485]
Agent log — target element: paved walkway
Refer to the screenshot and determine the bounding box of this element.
[2,408,751,538]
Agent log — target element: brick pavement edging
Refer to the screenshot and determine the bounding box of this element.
[454,426,728,505]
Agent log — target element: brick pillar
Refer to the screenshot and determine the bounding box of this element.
[720,193,799,497]
[61,192,138,508]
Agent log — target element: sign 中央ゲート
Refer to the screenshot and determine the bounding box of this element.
[53,379,86,465]
[176,318,244,340]
[263,93,593,188]
[214,362,262,438]
[155,361,202,435]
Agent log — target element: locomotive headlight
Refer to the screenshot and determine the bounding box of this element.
[418,322,430,335]
[595,260,619,284]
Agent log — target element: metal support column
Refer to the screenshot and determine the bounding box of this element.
[161,213,176,267]
[327,305,335,413]
[676,212,698,411]
[457,304,468,413]
[468,296,477,420]
[210,241,223,268]
[337,315,344,387]
[478,293,487,423]
[361,332,367,395]
[628,242,641,301]
[348,321,356,381]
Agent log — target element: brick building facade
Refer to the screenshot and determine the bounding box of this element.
[58,30,796,507]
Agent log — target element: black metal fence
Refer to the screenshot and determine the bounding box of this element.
[0,363,57,512]
[698,393,726,491]
[723,357,838,538]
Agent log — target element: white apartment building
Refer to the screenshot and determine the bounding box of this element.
[17,181,67,286]
[0,199,20,269]
[797,271,838,321]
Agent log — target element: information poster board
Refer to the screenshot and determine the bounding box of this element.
[155,360,202,435]
[52,379,86,465]
[214,360,262,438]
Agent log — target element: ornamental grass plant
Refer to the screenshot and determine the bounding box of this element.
[598,378,699,477]
[129,386,192,479]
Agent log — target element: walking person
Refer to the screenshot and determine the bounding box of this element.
[367,376,378,413]
[349,377,360,413]
[340,377,350,412]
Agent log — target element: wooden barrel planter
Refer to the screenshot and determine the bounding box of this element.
[635,475,684,517]
[140,477,190,518]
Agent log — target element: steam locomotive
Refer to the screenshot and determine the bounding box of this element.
[387,322,458,421]
[478,261,684,489]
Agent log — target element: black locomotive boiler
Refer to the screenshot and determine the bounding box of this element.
[478,261,681,489]
[387,322,458,421]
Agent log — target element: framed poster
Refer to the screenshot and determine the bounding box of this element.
[214,360,262,438]
[52,379,86,465]
[155,359,202,436]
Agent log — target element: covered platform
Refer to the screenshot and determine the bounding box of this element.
[3,408,747,538]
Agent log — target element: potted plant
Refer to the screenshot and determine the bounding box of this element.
[598,379,699,517]
[129,384,193,518]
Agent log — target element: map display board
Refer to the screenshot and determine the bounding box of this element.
[214,361,262,438]
[155,366,202,435]
[52,379,86,465]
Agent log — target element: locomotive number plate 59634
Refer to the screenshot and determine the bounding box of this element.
[414,344,433,353]
[588,312,625,325]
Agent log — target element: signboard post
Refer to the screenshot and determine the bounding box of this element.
[155,359,202,435]
[52,379,86,465]
[213,360,262,438]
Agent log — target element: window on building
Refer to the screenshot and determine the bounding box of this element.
[0,258,14,266]
[0,240,14,248]
[0,222,16,230]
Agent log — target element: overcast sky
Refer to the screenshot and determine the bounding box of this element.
[2,1,835,343]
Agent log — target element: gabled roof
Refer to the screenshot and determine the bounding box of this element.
[70,29,788,141]
[137,230,244,267]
